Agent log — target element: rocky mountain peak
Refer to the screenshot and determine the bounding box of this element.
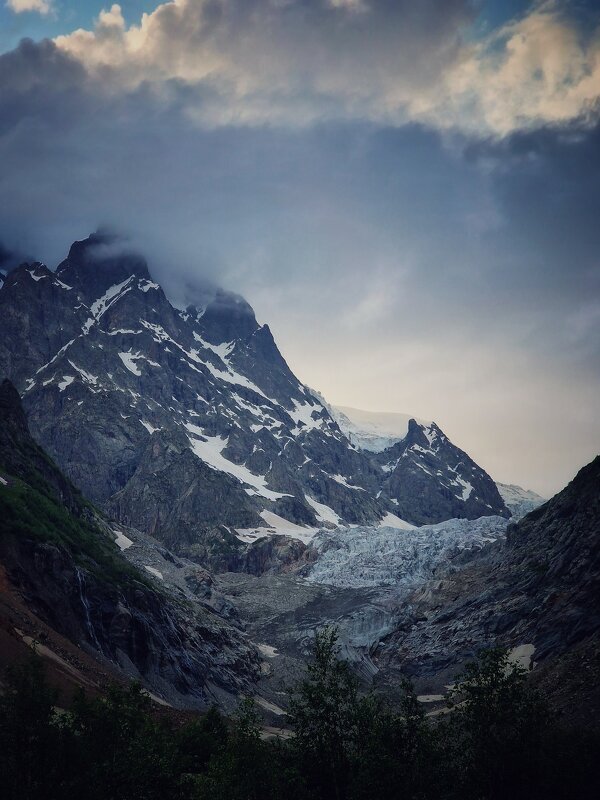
[199,288,260,344]
[1,260,51,289]
[375,417,508,524]
[56,231,151,303]
[0,231,512,548]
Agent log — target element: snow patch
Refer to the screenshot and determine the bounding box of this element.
[254,697,286,716]
[35,337,78,375]
[417,695,445,703]
[454,475,473,501]
[27,269,46,282]
[58,376,75,392]
[144,566,164,580]
[257,644,279,658]
[193,332,234,360]
[119,351,142,376]
[68,360,98,385]
[305,495,342,526]
[331,474,365,491]
[422,425,439,447]
[53,277,72,290]
[138,280,160,292]
[185,423,289,501]
[508,643,535,671]
[83,277,133,334]
[204,361,269,399]
[113,530,134,551]
[379,512,415,530]
[288,398,325,432]
[236,511,317,544]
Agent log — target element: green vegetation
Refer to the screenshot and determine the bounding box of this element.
[0,475,146,588]
[0,632,598,800]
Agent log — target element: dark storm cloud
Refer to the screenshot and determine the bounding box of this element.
[0,33,597,370]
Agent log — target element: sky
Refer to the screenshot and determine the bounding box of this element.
[0,0,599,497]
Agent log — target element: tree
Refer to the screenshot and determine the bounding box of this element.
[287,627,375,800]
[0,656,67,800]
[442,648,554,800]
[66,682,178,800]
[195,697,302,800]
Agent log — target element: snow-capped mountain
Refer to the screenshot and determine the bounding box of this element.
[373,419,508,525]
[324,398,508,525]
[329,405,429,453]
[496,482,545,519]
[0,232,508,556]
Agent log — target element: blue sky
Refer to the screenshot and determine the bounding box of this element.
[1,0,599,495]
[0,1,156,50]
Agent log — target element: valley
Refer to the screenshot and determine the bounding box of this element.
[0,232,597,736]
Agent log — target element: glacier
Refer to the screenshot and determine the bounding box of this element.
[306,515,509,589]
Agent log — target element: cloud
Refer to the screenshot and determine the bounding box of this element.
[0,4,598,493]
[0,240,30,272]
[6,0,52,15]
[435,2,600,136]
[50,0,600,137]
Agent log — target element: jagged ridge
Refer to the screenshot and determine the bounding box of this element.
[0,232,508,559]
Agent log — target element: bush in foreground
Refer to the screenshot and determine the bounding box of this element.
[0,632,598,800]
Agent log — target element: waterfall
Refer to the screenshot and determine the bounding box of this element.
[75,567,103,652]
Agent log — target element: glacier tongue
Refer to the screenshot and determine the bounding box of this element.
[306,516,509,589]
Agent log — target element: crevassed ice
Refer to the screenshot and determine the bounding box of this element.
[307,515,509,589]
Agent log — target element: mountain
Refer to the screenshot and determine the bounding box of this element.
[0,378,259,709]
[326,399,509,525]
[496,482,545,519]
[329,405,429,453]
[375,455,600,724]
[372,419,508,525]
[0,232,507,558]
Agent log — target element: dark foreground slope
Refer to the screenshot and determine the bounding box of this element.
[2,629,599,800]
[0,379,258,709]
[377,455,600,726]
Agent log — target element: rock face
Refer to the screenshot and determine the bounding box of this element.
[374,420,508,524]
[0,232,508,558]
[375,455,600,694]
[0,379,259,709]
